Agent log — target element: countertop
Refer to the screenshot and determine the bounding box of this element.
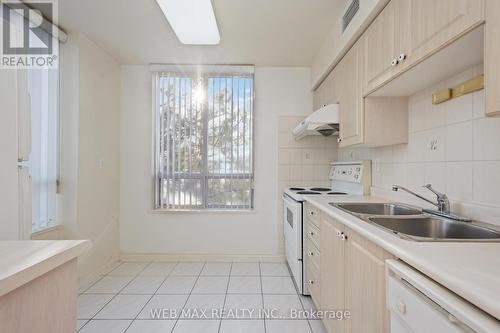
[0,240,91,296]
[304,195,500,322]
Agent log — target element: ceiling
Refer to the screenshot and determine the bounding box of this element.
[57,0,343,66]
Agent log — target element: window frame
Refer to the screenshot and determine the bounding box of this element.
[152,69,255,212]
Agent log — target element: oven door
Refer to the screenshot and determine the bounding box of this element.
[282,193,303,293]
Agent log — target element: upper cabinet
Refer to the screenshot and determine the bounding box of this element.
[364,0,484,95]
[338,40,364,147]
[402,0,484,70]
[313,0,498,148]
[313,66,340,110]
[363,0,404,93]
[485,0,500,116]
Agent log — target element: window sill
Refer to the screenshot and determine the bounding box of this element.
[150,209,256,215]
[31,224,62,237]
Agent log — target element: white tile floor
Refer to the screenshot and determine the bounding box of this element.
[77,261,327,333]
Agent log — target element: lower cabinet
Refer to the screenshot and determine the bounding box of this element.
[313,212,394,333]
[345,228,393,333]
[320,214,346,333]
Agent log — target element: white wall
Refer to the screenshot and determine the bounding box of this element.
[120,67,313,257]
[311,0,388,88]
[0,68,20,239]
[55,33,121,277]
[339,65,500,226]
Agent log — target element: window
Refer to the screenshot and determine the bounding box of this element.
[153,69,254,210]
[28,65,59,232]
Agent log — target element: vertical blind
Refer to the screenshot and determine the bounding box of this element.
[28,66,59,231]
[154,70,254,210]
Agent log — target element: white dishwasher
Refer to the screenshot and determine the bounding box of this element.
[386,260,500,333]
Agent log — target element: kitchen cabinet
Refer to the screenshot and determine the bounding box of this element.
[363,0,403,93]
[364,0,484,94]
[320,214,346,333]
[313,212,393,333]
[345,228,393,333]
[337,39,408,148]
[305,202,321,307]
[313,66,340,111]
[485,0,500,116]
[402,0,484,70]
[338,40,364,147]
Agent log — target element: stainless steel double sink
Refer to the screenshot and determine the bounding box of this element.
[330,202,500,242]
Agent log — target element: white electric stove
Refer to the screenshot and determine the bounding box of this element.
[282,160,372,295]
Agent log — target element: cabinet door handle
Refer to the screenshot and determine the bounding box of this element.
[336,230,342,237]
[391,58,399,66]
[398,53,406,62]
[309,231,314,236]
[309,280,314,285]
[308,251,314,256]
[340,233,348,241]
[337,137,342,143]
[309,211,314,216]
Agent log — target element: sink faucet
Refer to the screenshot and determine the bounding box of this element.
[392,184,450,213]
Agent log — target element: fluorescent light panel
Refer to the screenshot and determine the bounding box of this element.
[155,0,220,45]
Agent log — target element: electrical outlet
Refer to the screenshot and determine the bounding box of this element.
[430,139,438,151]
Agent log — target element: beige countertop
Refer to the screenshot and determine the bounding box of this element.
[0,240,91,296]
[304,195,500,321]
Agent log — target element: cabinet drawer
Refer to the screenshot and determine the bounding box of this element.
[307,260,321,308]
[306,239,320,270]
[307,223,320,248]
[305,204,320,228]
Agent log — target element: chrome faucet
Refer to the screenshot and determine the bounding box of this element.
[392,184,450,213]
[392,184,471,222]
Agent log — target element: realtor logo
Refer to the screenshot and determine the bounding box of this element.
[1,0,58,68]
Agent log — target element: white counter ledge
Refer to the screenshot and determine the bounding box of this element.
[304,195,500,321]
[0,240,91,297]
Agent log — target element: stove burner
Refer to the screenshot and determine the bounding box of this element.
[296,191,321,195]
[327,192,347,195]
[309,187,331,192]
[289,187,306,191]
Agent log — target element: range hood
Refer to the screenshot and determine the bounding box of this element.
[292,103,340,140]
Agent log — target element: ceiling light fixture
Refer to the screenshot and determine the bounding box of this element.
[155,0,220,45]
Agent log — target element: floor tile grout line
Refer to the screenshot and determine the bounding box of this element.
[123,261,180,333]
[80,261,153,330]
[297,293,314,333]
[259,261,267,333]
[77,261,130,331]
[78,261,296,332]
[78,260,125,295]
[170,261,207,333]
[76,261,129,331]
[217,262,233,333]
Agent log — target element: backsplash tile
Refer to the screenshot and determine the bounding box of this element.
[339,64,500,225]
[277,115,338,187]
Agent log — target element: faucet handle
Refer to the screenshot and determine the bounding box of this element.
[423,184,445,197]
